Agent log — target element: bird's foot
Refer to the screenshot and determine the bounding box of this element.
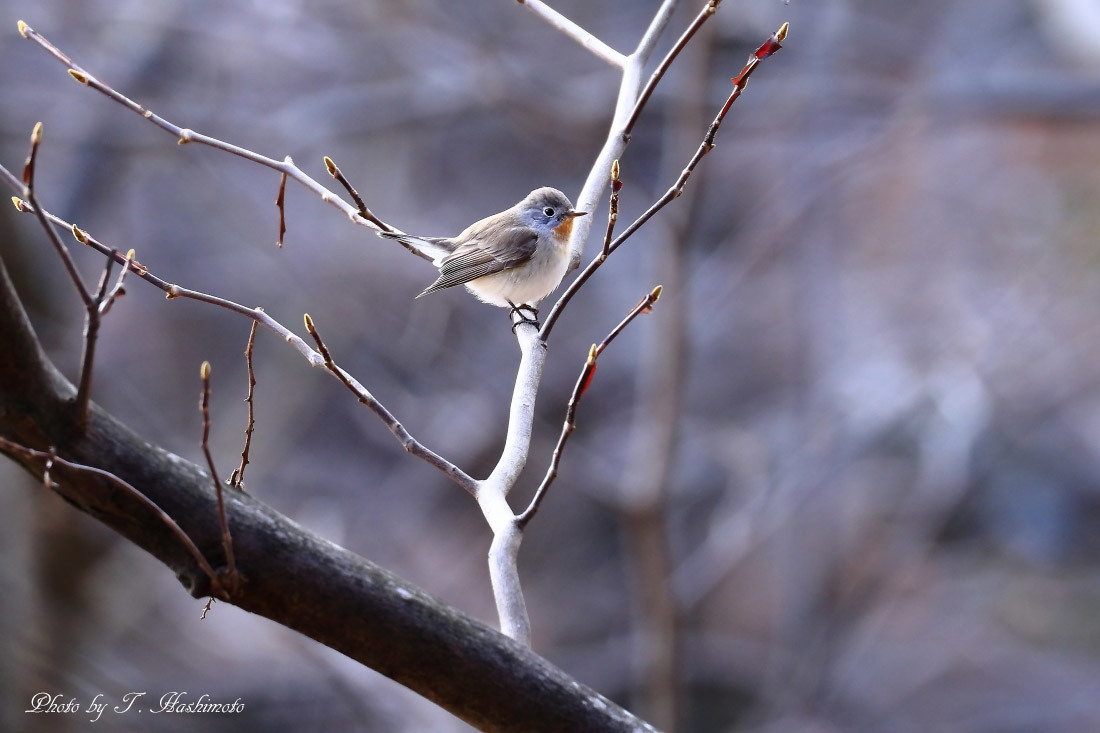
[508,301,540,333]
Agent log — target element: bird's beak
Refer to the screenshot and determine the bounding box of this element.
[567,210,588,218]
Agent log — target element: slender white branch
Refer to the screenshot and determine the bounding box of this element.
[479,0,719,644]
[633,0,680,58]
[474,318,546,642]
[565,0,681,268]
[515,0,627,67]
[488,518,530,643]
[567,74,636,268]
[482,323,547,498]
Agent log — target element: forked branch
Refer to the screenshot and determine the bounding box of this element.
[20,120,91,307]
[518,285,662,527]
[540,22,788,338]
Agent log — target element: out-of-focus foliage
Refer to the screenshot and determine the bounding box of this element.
[3,0,1100,731]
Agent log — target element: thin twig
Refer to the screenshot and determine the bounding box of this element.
[73,244,134,429]
[631,0,680,59]
[92,253,115,302]
[275,171,287,248]
[21,122,92,306]
[23,119,138,429]
[602,159,621,260]
[541,22,788,339]
[100,247,134,315]
[74,254,113,426]
[319,152,429,256]
[17,22,372,232]
[518,285,662,527]
[621,0,724,140]
[230,319,259,490]
[323,156,434,261]
[323,156,394,233]
[303,314,479,497]
[74,246,134,427]
[0,435,224,594]
[200,361,238,592]
[514,0,627,68]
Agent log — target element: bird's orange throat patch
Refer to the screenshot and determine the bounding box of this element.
[553,216,576,240]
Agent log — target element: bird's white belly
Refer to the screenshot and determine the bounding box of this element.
[465,238,569,307]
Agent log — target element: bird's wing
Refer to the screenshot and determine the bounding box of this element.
[418,227,538,297]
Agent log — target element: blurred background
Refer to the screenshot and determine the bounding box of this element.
[3,0,1100,730]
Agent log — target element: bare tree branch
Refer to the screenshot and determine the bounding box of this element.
[621,0,725,139]
[514,0,628,68]
[467,8,788,644]
[518,285,662,528]
[304,314,479,496]
[75,254,113,423]
[16,22,370,231]
[562,0,681,269]
[231,319,259,490]
[323,155,400,236]
[98,245,133,314]
[322,155,438,262]
[19,121,91,307]
[74,242,134,429]
[541,21,789,339]
[275,171,288,248]
[199,360,239,592]
[21,121,143,431]
[602,159,622,260]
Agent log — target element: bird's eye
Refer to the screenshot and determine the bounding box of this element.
[543,207,555,217]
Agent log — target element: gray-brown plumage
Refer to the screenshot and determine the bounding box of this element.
[378,188,586,308]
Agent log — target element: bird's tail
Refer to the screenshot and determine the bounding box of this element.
[377,231,453,264]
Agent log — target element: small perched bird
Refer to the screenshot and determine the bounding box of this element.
[378,187,586,317]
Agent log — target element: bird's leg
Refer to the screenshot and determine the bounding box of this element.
[508,300,540,333]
